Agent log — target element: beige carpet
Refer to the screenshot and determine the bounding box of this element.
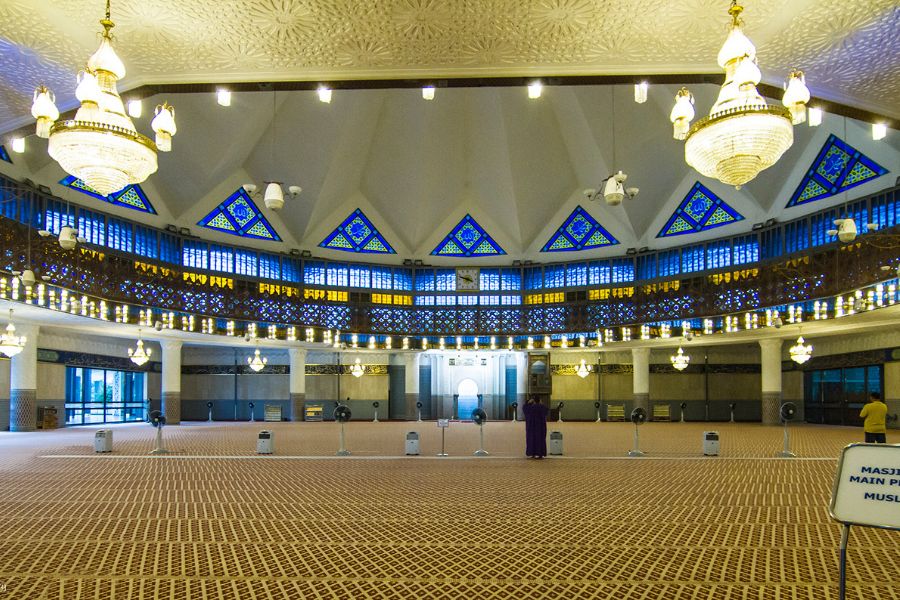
[0,421,896,599]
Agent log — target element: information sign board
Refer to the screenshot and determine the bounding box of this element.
[830,443,900,530]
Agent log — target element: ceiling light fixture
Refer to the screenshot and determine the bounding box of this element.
[527,81,543,99]
[670,347,690,371]
[872,123,887,141]
[634,82,648,104]
[127,329,152,366]
[247,347,267,372]
[349,358,365,378]
[575,359,592,379]
[670,1,809,188]
[217,89,231,107]
[241,89,300,210]
[317,86,332,103]
[789,336,813,364]
[11,137,25,153]
[422,86,435,100]
[807,107,823,127]
[126,99,142,118]
[32,0,177,196]
[588,87,639,206]
[0,310,26,357]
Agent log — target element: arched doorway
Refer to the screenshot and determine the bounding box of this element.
[457,378,479,419]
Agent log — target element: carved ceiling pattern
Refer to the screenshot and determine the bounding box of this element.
[0,0,897,130]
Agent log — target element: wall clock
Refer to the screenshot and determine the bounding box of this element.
[456,268,480,290]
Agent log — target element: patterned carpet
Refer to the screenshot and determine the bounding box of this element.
[0,422,895,599]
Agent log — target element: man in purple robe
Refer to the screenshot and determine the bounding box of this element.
[523,397,549,459]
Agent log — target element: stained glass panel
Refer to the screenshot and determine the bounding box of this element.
[541,206,619,252]
[197,188,281,241]
[319,209,395,254]
[60,176,156,214]
[431,214,505,256]
[657,182,743,238]
[786,134,888,208]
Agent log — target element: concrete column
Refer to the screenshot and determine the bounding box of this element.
[632,347,650,416]
[289,347,307,421]
[161,339,182,425]
[515,352,527,420]
[404,352,419,420]
[10,323,39,432]
[759,338,783,425]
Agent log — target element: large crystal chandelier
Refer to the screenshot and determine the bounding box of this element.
[670,347,690,371]
[670,1,810,188]
[575,359,592,379]
[789,336,813,365]
[127,329,152,366]
[0,310,27,358]
[248,348,268,372]
[31,1,177,196]
[349,358,365,378]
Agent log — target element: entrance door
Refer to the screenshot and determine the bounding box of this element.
[457,379,479,420]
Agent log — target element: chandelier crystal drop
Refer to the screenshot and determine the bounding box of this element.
[789,336,813,365]
[127,329,152,366]
[670,347,690,371]
[247,348,268,372]
[575,359,592,379]
[671,1,809,188]
[349,358,365,378]
[0,310,27,358]
[32,0,176,196]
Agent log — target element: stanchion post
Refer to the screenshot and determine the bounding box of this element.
[839,523,850,600]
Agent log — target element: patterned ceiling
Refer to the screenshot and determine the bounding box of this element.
[0,0,898,263]
[0,0,898,132]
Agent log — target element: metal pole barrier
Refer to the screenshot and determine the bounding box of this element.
[839,523,850,600]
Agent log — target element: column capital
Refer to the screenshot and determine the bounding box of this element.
[13,321,39,339]
[288,347,307,360]
[631,346,651,360]
[160,339,183,353]
[759,337,783,352]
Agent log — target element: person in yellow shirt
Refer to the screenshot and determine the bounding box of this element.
[859,392,887,444]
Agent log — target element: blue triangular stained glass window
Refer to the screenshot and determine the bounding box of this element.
[319,209,395,254]
[198,188,280,241]
[657,182,744,238]
[60,176,156,214]
[786,134,888,208]
[541,205,619,252]
[0,145,10,163]
[431,214,505,257]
